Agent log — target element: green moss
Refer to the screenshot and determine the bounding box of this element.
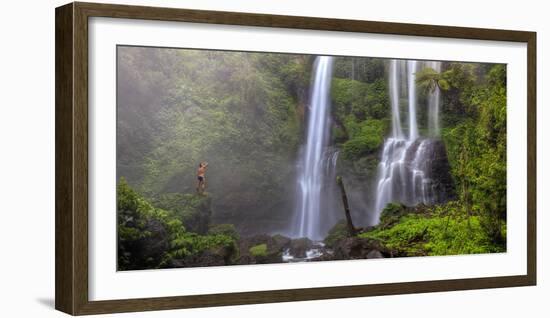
[249,243,268,257]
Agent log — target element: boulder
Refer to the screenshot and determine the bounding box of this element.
[168,243,237,268]
[272,234,292,251]
[332,237,386,260]
[237,234,290,264]
[289,238,313,259]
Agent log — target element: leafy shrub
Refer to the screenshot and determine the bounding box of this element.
[378,202,407,227]
[208,223,240,241]
[153,193,212,234]
[118,178,238,269]
[342,119,386,159]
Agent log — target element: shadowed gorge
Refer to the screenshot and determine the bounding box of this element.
[117,46,507,270]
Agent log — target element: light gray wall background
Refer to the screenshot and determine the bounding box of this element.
[0,0,546,316]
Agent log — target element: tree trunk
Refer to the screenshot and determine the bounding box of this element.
[336,176,357,236]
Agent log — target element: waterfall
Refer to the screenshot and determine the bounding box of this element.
[407,60,418,140]
[294,56,335,240]
[372,59,451,223]
[389,60,403,139]
[427,61,442,136]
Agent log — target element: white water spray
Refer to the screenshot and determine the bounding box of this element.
[407,60,418,140]
[372,59,449,224]
[294,56,335,239]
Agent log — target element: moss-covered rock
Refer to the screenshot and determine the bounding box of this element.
[249,244,267,257]
[118,179,240,269]
[237,234,288,264]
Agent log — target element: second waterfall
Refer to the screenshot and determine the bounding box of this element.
[373,59,453,223]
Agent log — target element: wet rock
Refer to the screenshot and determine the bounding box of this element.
[237,234,289,264]
[272,234,292,251]
[324,220,349,249]
[289,238,313,259]
[366,249,383,259]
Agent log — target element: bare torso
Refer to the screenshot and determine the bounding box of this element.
[197,166,207,177]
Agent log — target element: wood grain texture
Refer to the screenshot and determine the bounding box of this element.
[526,32,537,286]
[55,2,75,314]
[54,1,537,315]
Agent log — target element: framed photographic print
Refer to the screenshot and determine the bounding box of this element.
[55,2,536,315]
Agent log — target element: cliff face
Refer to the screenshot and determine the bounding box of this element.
[400,138,456,205]
[153,193,212,235]
[423,139,456,202]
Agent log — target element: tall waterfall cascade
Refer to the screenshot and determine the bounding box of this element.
[407,60,419,140]
[373,59,452,223]
[293,56,337,240]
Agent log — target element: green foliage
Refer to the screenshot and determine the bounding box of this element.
[331,78,389,122]
[167,231,236,261]
[117,179,237,270]
[324,220,349,248]
[249,244,268,257]
[415,66,450,94]
[153,193,212,234]
[330,76,389,184]
[360,201,505,256]
[118,49,311,230]
[378,202,407,227]
[117,48,508,258]
[439,63,479,125]
[341,118,386,160]
[442,64,507,245]
[331,78,369,120]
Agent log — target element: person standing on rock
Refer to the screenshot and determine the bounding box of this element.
[196,162,208,194]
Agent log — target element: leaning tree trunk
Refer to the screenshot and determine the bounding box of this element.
[336,176,357,236]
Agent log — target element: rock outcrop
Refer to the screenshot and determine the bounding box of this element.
[237,234,291,264]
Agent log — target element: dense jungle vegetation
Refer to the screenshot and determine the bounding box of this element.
[117,46,506,270]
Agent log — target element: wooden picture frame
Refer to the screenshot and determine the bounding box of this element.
[55,1,536,315]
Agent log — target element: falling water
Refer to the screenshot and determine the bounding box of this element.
[294,56,335,240]
[389,60,403,139]
[407,60,418,140]
[372,59,450,223]
[427,61,442,136]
